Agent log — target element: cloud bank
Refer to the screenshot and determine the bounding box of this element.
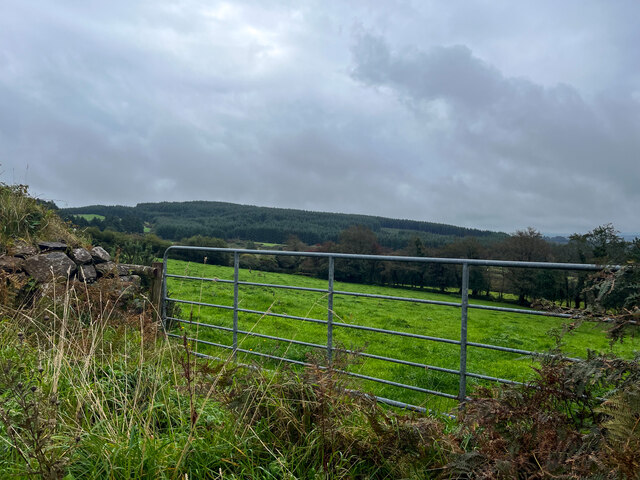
[1,1,638,234]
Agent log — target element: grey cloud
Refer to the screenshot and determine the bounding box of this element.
[1,1,638,235]
[350,31,640,232]
[352,33,503,110]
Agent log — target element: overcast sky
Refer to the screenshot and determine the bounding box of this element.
[1,1,638,235]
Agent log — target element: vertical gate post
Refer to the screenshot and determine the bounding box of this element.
[327,256,335,365]
[458,262,470,403]
[233,252,239,360]
[160,252,169,332]
[150,261,163,324]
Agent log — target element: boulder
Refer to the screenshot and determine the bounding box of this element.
[95,262,118,278]
[0,255,25,273]
[69,248,93,265]
[90,246,111,263]
[9,242,38,258]
[38,241,68,252]
[77,264,97,283]
[23,252,77,283]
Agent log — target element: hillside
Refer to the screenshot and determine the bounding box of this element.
[60,200,508,248]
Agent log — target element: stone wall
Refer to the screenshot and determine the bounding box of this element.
[0,240,155,288]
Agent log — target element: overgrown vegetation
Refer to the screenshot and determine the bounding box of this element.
[0,280,459,479]
[2,263,639,478]
[2,184,640,478]
[454,352,640,478]
[0,184,83,249]
[448,265,640,479]
[81,227,170,266]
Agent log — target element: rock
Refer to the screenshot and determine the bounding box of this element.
[69,248,92,265]
[117,264,133,276]
[77,264,97,283]
[95,262,118,277]
[90,246,111,263]
[23,252,77,283]
[114,264,145,276]
[97,263,146,277]
[9,242,38,258]
[119,264,154,277]
[94,262,136,278]
[0,255,25,272]
[119,275,142,287]
[38,241,68,252]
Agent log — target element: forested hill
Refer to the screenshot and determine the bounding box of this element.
[60,200,507,248]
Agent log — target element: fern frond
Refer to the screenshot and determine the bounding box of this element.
[599,385,640,445]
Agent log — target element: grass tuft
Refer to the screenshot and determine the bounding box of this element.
[0,183,85,249]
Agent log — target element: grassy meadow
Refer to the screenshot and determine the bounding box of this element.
[165,259,639,411]
[3,289,457,479]
[72,214,105,221]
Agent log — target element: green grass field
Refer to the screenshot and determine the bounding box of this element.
[165,260,639,411]
[73,213,105,221]
[256,242,284,248]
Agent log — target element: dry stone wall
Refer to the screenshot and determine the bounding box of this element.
[0,241,154,288]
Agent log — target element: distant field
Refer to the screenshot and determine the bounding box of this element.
[165,260,639,411]
[73,213,105,221]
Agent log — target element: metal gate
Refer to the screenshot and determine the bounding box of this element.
[161,246,614,411]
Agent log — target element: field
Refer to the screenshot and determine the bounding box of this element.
[72,213,105,221]
[165,259,640,412]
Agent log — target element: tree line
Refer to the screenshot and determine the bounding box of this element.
[62,202,638,308]
[60,200,506,249]
[164,224,639,308]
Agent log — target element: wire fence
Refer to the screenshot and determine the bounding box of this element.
[161,246,615,411]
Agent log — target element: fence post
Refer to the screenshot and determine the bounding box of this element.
[327,256,334,365]
[458,262,469,403]
[150,261,163,324]
[233,252,239,360]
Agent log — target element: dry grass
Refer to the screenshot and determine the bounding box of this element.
[0,183,85,250]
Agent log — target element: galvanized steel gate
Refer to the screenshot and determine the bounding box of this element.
[161,246,611,411]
